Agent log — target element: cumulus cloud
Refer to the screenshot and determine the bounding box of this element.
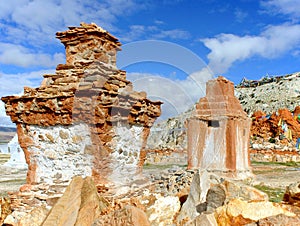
[0,43,64,67]
[127,68,212,119]
[0,0,143,68]
[202,23,300,74]
[261,0,300,20]
[0,69,55,125]
[0,69,54,98]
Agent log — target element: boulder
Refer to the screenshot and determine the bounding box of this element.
[215,199,295,225]
[177,170,268,224]
[19,206,49,226]
[42,176,108,226]
[258,214,300,225]
[188,213,218,226]
[283,181,300,206]
[93,205,150,226]
[0,197,11,225]
[147,194,181,225]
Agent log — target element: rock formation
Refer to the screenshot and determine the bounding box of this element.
[186,76,252,179]
[235,72,300,115]
[1,23,162,192]
[250,107,300,162]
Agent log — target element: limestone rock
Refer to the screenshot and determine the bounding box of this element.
[283,181,300,207]
[188,213,218,226]
[93,205,150,226]
[19,205,49,226]
[235,72,300,115]
[257,213,300,225]
[215,199,295,225]
[177,171,217,224]
[177,170,268,224]
[147,194,180,226]
[42,176,108,226]
[0,197,11,225]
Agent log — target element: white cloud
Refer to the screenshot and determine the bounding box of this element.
[0,0,143,68]
[0,69,55,125]
[0,43,64,67]
[202,23,300,74]
[127,67,213,119]
[261,0,300,20]
[0,69,54,98]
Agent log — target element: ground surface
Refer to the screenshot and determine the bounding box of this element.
[0,162,299,200]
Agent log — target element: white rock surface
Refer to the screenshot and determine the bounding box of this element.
[4,134,27,169]
[235,72,300,115]
[147,194,181,226]
[27,123,93,184]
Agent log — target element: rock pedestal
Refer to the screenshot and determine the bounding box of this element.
[187,76,252,179]
[1,23,162,192]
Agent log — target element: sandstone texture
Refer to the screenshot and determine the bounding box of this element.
[1,23,162,191]
[215,198,295,225]
[186,76,252,179]
[42,176,108,226]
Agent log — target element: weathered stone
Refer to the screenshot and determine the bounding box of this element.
[283,181,300,207]
[0,197,11,225]
[177,170,268,224]
[42,176,108,226]
[215,199,295,225]
[19,205,49,226]
[188,213,218,226]
[93,205,150,226]
[147,194,180,226]
[186,76,252,179]
[257,213,300,225]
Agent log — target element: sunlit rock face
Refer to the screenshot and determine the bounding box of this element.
[186,76,252,179]
[1,23,162,190]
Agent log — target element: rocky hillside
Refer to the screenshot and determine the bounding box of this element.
[146,72,300,152]
[146,106,194,151]
[235,72,300,115]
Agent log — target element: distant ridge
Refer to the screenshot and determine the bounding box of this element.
[235,72,300,115]
[0,126,16,133]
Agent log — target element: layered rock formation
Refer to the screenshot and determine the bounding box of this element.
[236,72,300,115]
[1,23,162,191]
[186,76,252,179]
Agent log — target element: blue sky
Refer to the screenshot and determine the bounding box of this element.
[1,0,300,124]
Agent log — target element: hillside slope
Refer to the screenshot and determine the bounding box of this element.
[235,72,300,115]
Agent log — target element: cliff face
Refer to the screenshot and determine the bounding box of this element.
[1,23,162,190]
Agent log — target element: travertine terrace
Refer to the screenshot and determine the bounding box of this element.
[1,23,162,191]
[187,76,252,178]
